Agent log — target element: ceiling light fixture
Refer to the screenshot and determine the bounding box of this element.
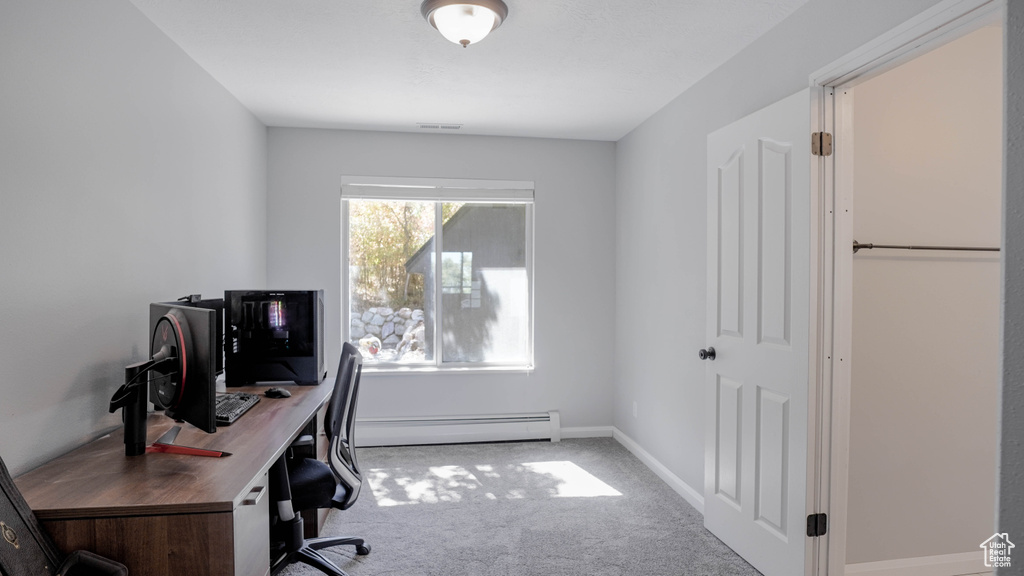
[420,0,508,48]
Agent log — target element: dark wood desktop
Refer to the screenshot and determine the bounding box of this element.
[15,383,333,576]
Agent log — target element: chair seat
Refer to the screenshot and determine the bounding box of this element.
[287,458,337,512]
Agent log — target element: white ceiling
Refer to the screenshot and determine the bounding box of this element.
[129,0,809,141]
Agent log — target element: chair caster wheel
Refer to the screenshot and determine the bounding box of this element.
[356,544,371,556]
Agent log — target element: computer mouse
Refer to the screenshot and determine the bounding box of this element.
[265,387,291,398]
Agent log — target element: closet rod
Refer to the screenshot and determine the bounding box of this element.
[853,240,1000,254]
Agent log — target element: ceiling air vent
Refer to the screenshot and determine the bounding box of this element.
[418,123,463,131]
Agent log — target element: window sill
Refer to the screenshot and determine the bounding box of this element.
[361,365,534,376]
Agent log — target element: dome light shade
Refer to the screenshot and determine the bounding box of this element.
[421,0,508,47]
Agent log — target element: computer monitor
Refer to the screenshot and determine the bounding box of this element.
[109,301,219,456]
[164,295,225,375]
[148,302,218,434]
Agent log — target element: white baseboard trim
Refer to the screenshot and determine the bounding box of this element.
[845,551,987,576]
[611,427,705,514]
[356,411,560,447]
[561,426,614,439]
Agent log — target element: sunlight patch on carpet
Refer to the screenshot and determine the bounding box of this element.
[368,460,622,506]
[520,461,622,497]
[367,465,482,506]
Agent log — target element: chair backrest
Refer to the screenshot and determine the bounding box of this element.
[327,343,364,510]
[0,455,63,576]
[324,342,357,440]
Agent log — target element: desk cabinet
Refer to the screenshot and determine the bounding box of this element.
[303,402,332,539]
[42,473,271,576]
[44,512,236,576]
[17,384,332,576]
[234,471,270,576]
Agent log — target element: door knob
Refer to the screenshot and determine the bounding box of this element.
[698,347,716,361]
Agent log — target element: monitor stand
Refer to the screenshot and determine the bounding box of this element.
[146,426,231,458]
[110,361,229,457]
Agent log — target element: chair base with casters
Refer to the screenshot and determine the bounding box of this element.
[268,456,371,576]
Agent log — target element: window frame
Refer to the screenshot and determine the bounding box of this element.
[341,176,535,373]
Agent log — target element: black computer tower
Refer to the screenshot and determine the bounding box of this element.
[224,290,325,386]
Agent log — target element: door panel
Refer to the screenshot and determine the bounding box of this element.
[717,148,745,339]
[755,385,789,536]
[705,88,811,576]
[758,139,792,346]
[715,376,743,506]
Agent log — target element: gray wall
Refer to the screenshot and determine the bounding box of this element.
[999,0,1024,570]
[614,0,945,503]
[266,128,616,429]
[0,0,268,475]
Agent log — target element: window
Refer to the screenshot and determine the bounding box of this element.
[342,178,534,370]
[441,251,473,296]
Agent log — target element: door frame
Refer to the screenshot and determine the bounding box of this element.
[807,0,1006,574]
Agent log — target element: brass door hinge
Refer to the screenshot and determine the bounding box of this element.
[812,132,833,156]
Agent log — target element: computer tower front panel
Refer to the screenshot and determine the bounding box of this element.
[225,290,325,386]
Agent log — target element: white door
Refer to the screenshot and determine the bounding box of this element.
[704,89,812,576]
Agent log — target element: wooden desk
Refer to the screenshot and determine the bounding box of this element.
[15,383,333,576]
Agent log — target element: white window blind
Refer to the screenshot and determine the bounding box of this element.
[341,176,534,203]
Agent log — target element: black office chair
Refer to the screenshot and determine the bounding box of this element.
[269,342,370,576]
[0,455,128,576]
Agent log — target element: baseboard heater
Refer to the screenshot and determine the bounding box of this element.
[355,411,560,447]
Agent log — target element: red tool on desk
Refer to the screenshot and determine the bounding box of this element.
[147,425,231,457]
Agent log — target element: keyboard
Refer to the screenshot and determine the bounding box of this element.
[215,392,261,426]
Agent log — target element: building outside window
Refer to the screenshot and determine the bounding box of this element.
[342,178,534,370]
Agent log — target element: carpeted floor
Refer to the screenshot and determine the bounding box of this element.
[278,438,762,576]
